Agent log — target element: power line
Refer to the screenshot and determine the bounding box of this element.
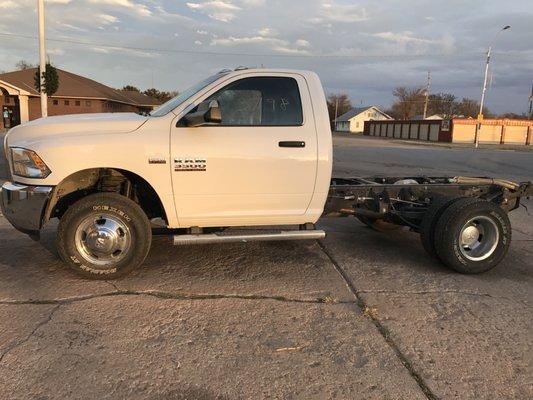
[0,31,518,60]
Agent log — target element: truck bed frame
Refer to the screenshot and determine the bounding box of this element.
[325,176,532,230]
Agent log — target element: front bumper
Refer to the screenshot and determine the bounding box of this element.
[0,182,53,235]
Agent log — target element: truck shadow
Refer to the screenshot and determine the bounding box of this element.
[0,219,530,295]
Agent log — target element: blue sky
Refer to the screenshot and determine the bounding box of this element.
[0,0,532,114]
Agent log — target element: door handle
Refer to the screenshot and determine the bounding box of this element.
[279,141,306,148]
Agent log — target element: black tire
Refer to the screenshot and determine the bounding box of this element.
[419,196,462,258]
[434,198,511,274]
[57,193,152,279]
[357,215,402,232]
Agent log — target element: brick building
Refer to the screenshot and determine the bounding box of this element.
[0,68,161,130]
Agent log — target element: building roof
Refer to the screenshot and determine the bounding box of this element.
[119,90,163,107]
[0,68,161,107]
[336,106,391,122]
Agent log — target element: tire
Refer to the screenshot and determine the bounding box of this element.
[419,196,462,258]
[357,215,401,232]
[434,198,511,274]
[57,193,152,279]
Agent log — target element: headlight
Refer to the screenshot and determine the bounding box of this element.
[11,147,51,178]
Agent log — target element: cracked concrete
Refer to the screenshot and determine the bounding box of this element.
[0,136,532,399]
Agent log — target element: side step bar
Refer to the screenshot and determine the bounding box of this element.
[173,230,326,246]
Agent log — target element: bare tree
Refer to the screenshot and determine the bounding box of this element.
[389,87,425,120]
[16,60,35,70]
[456,98,492,118]
[327,93,352,127]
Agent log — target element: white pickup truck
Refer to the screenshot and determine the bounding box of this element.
[1,68,531,279]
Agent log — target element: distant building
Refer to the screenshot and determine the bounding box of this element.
[0,68,161,130]
[413,114,466,121]
[335,106,392,133]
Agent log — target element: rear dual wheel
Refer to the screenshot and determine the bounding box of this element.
[421,197,511,274]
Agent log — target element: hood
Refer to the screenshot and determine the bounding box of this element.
[6,112,148,146]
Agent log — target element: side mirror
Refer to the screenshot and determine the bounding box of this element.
[182,100,221,127]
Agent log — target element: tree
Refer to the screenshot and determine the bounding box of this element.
[34,63,59,96]
[122,85,140,92]
[427,92,458,118]
[456,98,492,119]
[389,87,425,120]
[143,88,173,103]
[498,112,527,119]
[327,93,352,127]
[16,60,35,70]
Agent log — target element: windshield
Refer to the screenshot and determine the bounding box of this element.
[150,73,227,117]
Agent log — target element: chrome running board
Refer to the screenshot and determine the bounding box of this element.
[173,230,325,245]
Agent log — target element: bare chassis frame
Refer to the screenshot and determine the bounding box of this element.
[324,177,532,230]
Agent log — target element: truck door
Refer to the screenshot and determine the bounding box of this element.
[170,73,318,227]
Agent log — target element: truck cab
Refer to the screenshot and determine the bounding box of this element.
[1,69,332,278]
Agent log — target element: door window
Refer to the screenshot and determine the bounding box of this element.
[206,77,303,126]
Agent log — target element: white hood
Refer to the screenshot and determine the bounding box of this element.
[6,113,148,146]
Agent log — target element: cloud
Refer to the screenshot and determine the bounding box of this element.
[257,27,276,37]
[210,35,311,55]
[186,1,241,22]
[372,31,435,44]
[295,39,310,48]
[47,48,66,56]
[0,0,19,8]
[319,2,369,23]
[88,0,152,17]
[0,0,530,114]
[99,14,119,24]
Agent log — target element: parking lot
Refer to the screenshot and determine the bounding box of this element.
[1,133,532,399]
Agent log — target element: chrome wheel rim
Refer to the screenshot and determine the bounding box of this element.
[458,216,499,261]
[75,213,131,267]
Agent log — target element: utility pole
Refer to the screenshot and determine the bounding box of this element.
[474,25,510,148]
[334,97,339,131]
[423,71,431,119]
[528,83,533,119]
[37,0,48,118]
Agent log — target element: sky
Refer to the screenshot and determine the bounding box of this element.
[0,0,532,114]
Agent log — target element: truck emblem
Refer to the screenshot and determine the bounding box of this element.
[149,157,167,164]
[174,158,207,172]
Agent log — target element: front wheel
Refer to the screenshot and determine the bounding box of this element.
[434,198,511,274]
[57,193,152,279]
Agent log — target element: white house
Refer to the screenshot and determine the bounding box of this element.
[335,106,392,133]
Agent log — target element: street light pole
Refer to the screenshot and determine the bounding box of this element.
[37,0,48,118]
[474,25,510,148]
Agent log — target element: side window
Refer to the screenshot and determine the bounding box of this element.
[206,77,303,126]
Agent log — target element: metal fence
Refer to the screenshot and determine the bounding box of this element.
[364,120,447,142]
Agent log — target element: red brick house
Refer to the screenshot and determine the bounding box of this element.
[0,68,161,130]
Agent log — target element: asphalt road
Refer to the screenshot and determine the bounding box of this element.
[0,134,532,399]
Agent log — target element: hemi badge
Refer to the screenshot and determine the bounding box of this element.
[149,157,167,164]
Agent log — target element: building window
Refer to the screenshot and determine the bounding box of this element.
[75,100,81,106]
[64,100,70,106]
[4,97,10,104]
[53,99,58,105]
[85,100,91,107]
